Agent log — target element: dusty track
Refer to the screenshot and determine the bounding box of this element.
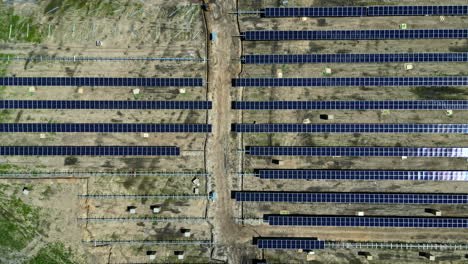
[204,0,245,263]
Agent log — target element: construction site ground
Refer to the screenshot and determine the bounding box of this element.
[0,0,468,263]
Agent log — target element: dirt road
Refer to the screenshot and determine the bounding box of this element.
[204,0,245,263]
[202,0,260,263]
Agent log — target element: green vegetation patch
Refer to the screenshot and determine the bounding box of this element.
[27,242,75,264]
[0,8,42,43]
[0,184,41,252]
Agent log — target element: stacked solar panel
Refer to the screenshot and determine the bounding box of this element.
[243,30,468,41]
[242,53,468,64]
[234,192,468,204]
[0,100,212,109]
[247,147,468,157]
[0,124,212,133]
[234,124,468,133]
[0,146,180,156]
[232,101,468,110]
[256,170,468,181]
[232,77,468,87]
[0,77,203,87]
[266,216,468,228]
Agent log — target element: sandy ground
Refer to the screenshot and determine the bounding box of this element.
[3,0,468,263]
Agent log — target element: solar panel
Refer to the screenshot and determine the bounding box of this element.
[267,216,468,228]
[234,192,468,204]
[0,100,212,109]
[0,146,179,156]
[0,77,203,87]
[256,170,468,181]
[264,7,367,17]
[247,147,468,157]
[0,124,211,133]
[232,77,468,87]
[232,101,468,110]
[243,30,468,41]
[368,6,468,16]
[263,6,468,17]
[234,124,468,133]
[243,53,468,64]
[257,238,325,250]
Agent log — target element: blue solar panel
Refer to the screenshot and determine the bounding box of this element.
[243,30,468,41]
[264,7,367,17]
[368,6,468,16]
[0,100,212,109]
[256,170,468,181]
[232,77,468,87]
[234,192,468,204]
[232,101,468,110]
[267,216,468,228]
[0,77,203,87]
[263,6,468,17]
[257,238,325,250]
[243,53,468,64]
[247,147,468,157]
[234,124,468,133]
[0,146,179,156]
[0,124,211,133]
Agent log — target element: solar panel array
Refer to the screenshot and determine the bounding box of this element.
[0,146,180,156]
[243,53,468,64]
[256,170,468,181]
[234,124,468,134]
[263,6,468,17]
[247,147,468,157]
[368,6,468,16]
[234,192,468,204]
[232,101,468,110]
[264,7,367,17]
[266,216,468,228]
[0,124,211,133]
[243,30,468,41]
[257,238,325,250]
[232,77,468,87]
[0,100,212,109]
[0,77,203,87]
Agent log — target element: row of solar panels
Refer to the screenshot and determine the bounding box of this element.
[232,101,468,110]
[234,192,468,204]
[0,146,180,156]
[4,123,468,134]
[0,147,465,157]
[263,6,468,17]
[242,29,468,40]
[8,123,468,134]
[0,100,468,110]
[0,77,203,87]
[242,53,468,64]
[266,216,468,228]
[0,100,212,109]
[233,124,468,134]
[0,100,466,110]
[232,77,468,87]
[256,238,325,250]
[246,147,468,157]
[255,170,468,181]
[0,124,211,133]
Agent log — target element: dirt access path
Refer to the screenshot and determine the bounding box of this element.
[204,0,246,263]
